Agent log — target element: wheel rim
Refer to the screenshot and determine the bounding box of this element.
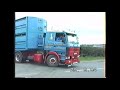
[15,54,20,62]
[49,58,57,64]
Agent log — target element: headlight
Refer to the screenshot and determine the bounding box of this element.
[66,56,70,59]
[74,53,77,55]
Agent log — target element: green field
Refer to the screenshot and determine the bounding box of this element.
[79,56,105,61]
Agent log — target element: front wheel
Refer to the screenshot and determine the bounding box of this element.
[46,55,59,67]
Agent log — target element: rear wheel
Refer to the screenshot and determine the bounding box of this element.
[15,51,24,63]
[46,55,59,67]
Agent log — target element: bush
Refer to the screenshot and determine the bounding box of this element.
[80,45,105,57]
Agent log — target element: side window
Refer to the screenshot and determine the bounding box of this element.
[55,33,65,43]
[46,33,54,41]
[55,33,59,41]
[49,33,54,40]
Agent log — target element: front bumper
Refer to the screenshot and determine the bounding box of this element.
[65,58,80,65]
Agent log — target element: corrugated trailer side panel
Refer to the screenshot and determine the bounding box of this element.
[27,17,47,49]
[15,17,28,51]
[27,17,38,49]
[15,16,47,51]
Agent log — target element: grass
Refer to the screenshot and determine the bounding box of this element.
[79,56,105,61]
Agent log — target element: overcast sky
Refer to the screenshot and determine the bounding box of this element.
[15,12,105,44]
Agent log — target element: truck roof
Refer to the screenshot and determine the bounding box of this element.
[15,16,46,21]
[47,31,77,35]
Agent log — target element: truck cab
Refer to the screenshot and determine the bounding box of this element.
[44,31,80,66]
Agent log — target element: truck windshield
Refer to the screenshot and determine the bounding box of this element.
[67,34,79,44]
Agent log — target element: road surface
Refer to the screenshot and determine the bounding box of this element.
[15,60,105,78]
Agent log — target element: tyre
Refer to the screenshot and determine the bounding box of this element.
[15,51,23,63]
[46,55,59,67]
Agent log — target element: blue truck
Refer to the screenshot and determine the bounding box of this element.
[15,16,80,67]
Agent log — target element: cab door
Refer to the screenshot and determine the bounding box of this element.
[44,32,55,50]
